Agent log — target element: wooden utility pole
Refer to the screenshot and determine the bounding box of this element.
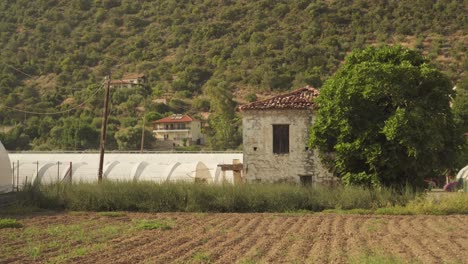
[98,75,111,182]
[140,114,146,153]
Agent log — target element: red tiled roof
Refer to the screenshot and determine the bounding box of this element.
[239,86,319,111]
[153,114,194,124]
[109,80,132,85]
[123,73,145,79]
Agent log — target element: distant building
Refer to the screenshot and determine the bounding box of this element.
[239,86,333,184]
[110,73,146,88]
[152,114,204,146]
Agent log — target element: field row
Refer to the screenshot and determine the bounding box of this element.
[1,212,467,263]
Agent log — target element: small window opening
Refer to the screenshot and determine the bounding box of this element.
[305,147,309,151]
[273,124,289,154]
[253,147,257,151]
[299,175,312,186]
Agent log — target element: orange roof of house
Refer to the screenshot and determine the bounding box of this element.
[123,73,145,79]
[153,114,194,124]
[109,80,132,85]
[239,86,319,111]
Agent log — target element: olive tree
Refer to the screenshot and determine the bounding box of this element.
[310,46,460,187]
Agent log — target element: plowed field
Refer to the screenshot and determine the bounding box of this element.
[1,212,467,263]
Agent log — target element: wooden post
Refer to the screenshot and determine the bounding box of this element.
[140,114,146,153]
[98,76,111,182]
[69,162,73,183]
[233,159,243,184]
[16,160,19,192]
[57,161,60,182]
[36,161,39,178]
[217,162,243,185]
[12,162,15,192]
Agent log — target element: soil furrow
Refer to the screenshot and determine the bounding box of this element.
[375,217,413,261]
[305,214,333,263]
[283,215,322,263]
[398,216,440,264]
[206,215,273,263]
[77,214,233,264]
[3,212,468,264]
[260,216,308,263]
[227,215,286,263]
[409,216,465,263]
[113,215,235,263]
[327,214,348,263]
[150,215,260,263]
[167,214,263,263]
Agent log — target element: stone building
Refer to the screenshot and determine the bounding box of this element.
[239,86,332,184]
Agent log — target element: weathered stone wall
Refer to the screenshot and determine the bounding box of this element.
[242,109,332,183]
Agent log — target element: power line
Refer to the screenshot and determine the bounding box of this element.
[2,63,94,91]
[4,64,36,79]
[1,82,105,115]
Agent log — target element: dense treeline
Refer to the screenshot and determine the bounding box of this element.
[0,0,466,150]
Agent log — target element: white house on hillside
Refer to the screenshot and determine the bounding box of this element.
[152,114,204,146]
[239,86,333,184]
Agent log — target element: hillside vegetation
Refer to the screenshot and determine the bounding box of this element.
[0,0,466,150]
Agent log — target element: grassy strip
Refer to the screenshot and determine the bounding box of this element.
[1,219,134,262]
[349,252,419,264]
[0,218,23,229]
[135,219,175,230]
[15,181,415,213]
[97,211,127,217]
[375,192,468,215]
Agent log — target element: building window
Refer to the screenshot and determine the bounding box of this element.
[299,175,312,186]
[273,124,289,154]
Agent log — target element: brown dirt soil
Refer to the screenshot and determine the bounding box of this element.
[0,212,467,264]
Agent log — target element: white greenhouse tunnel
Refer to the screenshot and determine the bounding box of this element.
[457,165,468,181]
[5,152,242,190]
[0,141,13,193]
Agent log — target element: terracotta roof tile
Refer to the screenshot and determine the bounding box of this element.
[123,73,145,79]
[109,80,132,85]
[153,114,194,124]
[239,86,319,111]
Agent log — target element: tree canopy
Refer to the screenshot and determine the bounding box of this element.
[310,45,460,188]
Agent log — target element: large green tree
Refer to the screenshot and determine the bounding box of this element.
[204,79,241,150]
[310,46,460,188]
[452,75,468,169]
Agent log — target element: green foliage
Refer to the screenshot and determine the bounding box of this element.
[310,46,460,188]
[452,75,468,169]
[114,125,155,150]
[97,211,126,217]
[244,92,257,103]
[18,181,414,213]
[134,219,174,230]
[205,80,241,150]
[0,1,465,151]
[0,218,23,229]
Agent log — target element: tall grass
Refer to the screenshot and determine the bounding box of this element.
[16,181,415,213]
[376,193,468,215]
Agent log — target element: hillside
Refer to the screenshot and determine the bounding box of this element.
[0,0,466,151]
